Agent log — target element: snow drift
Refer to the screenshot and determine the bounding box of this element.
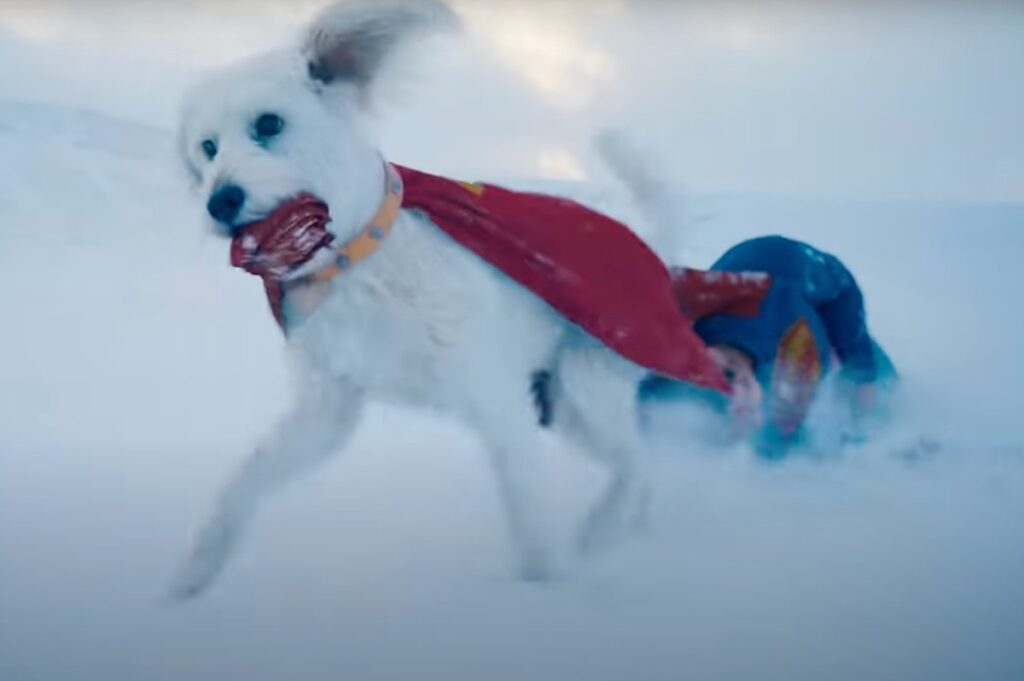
[1,52,1023,681]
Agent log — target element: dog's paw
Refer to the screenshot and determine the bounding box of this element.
[167,568,214,603]
[166,512,243,602]
[575,508,631,557]
[515,546,557,583]
[574,519,612,557]
[575,481,650,557]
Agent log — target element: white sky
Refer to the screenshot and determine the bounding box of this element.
[0,0,1022,203]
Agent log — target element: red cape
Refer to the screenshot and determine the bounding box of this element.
[669,267,772,320]
[395,165,730,393]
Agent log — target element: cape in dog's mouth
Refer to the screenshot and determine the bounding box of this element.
[229,193,334,279]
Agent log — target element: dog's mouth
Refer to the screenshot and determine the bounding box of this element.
[229,193,334,279]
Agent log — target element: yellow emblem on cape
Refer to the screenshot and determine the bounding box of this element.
[458,180,485,196]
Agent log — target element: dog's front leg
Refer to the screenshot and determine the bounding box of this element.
[169,377,363,601]
[473,399,555,582]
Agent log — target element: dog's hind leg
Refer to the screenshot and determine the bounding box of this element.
[555,341,651,556]
[169,376,363,601]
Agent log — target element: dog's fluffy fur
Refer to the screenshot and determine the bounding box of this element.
[171,0,657,599]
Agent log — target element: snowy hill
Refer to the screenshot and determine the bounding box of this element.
[1,100,1023,681]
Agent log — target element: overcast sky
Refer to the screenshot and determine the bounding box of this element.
[1,0,1021,203]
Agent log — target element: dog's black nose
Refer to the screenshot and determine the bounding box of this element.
[207,184,246,227]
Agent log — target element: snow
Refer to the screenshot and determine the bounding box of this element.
[2,9,1024,681]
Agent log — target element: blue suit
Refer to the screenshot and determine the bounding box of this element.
[643,236,895,457]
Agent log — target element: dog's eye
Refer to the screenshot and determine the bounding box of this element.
[253,113,285,141]
[201,139,217,161]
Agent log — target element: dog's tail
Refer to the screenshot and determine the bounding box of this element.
[593,129,685,264]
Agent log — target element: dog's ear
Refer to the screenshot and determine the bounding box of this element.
[303,0,458,89]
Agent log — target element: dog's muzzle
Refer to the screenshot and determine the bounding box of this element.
[229,194,334,279]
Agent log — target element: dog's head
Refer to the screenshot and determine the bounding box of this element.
[178,0,457,264]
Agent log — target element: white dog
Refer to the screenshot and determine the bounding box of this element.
[171,0,687,600]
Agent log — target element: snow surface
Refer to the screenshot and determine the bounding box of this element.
[2,19,1024,681]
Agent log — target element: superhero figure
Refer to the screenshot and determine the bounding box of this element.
[642,235,897,458]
